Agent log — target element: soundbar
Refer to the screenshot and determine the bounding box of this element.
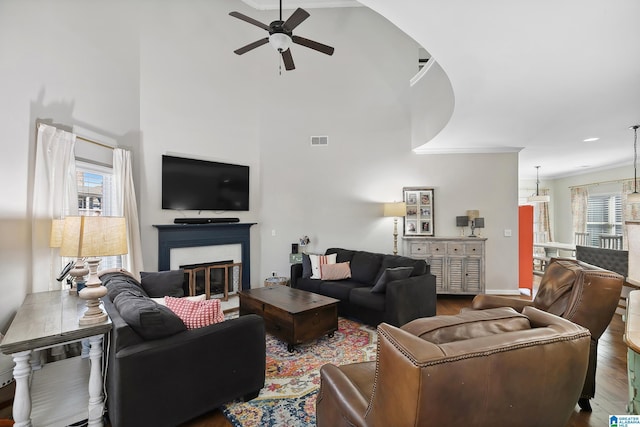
[174,218,240,224]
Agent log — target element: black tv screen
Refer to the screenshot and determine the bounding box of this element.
[162,155,249,211]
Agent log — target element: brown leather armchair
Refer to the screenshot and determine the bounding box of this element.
[317,306,590,427]
[470,257,623,411]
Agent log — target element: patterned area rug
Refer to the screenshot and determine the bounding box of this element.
[222,317,377,426]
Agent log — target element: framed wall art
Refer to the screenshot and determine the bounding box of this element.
[403,187,434,236]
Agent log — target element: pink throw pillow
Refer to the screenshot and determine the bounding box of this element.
[321,262,352,280]
[165,296,224,329]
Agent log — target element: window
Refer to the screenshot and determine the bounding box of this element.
[75,161,122,269]
[586,193,622,246]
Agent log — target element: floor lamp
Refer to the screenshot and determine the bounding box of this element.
[383,202,406,255]
[60,216,128,325]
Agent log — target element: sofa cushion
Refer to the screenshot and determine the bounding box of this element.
[326,248,356,264]
[317,280,365,301]
[375,256,426,284]
[102,273,147,301]
[310,253,337,279]
[350,251,383,285]
[165,296,225,329]
[113,290,187,340]
[321,262,352,280]
[350,287,385,311]
[296,277,321,294]
[402,307,530,344]
[140,269,185,298]
[371,266,414,293]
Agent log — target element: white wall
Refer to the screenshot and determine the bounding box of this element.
[0,0,140,331]
[0,0,520,332]
[137,0,262,275]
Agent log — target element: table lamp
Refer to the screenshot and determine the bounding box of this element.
[474,217,485,236]
[466,210,480,237]
[456,216,469,236]
[383,202,406,255]
[60,216,128,325]
[51,218,88,294]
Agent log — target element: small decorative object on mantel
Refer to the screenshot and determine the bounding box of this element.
[299,235,310,253]
[403,187,434,236]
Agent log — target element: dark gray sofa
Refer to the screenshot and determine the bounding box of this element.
[290,248,436,327]
[99,270,266,427]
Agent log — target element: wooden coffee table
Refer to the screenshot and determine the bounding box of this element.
[239,285,339,352]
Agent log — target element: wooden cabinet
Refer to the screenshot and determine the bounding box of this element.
[405,237,486,295]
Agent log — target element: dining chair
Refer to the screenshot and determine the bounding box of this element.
[575,232,590,247]
[599,234,623,250]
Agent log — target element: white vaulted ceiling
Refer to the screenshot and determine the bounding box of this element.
[245,0,640,180]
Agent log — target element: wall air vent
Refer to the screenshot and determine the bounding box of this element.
[311,136,328,146]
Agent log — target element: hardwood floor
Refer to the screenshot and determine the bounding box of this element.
[0,295,630,426]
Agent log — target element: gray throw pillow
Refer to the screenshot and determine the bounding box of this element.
[370,266,414,293]
[113,290,187,340]
[140,270,185,297]
[103,274,147,301]
[302,254,313,278]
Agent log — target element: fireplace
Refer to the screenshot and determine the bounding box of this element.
[154,223,256,290]
[180,259,241,300]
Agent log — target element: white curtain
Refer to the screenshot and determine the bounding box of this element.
[113,148,144,279]
[31,123,78,292]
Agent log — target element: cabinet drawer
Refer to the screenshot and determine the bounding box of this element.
[447,243,465,255]
[410,242,428,256]
[430,242,446,254]
[466,242,483,255]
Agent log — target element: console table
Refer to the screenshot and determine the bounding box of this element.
[0,290,111,427]
[404,236,486,294]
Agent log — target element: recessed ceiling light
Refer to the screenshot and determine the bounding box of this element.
[583,137,600,142]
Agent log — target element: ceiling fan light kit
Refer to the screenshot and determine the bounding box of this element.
[269,33,291,52]
[229,0,334,71]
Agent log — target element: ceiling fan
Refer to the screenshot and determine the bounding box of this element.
[229,0,335,71]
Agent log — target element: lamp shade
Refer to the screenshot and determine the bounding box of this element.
[383,202,406,217]
[527,194,551,203]
[49,219,65,248]
[456,216,469,227]
[466,210,480,221]
[60,216,128,258]
[629,192,640,203]
[269,33,291,51]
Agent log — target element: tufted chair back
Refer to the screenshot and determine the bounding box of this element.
[316,307,590,427]
[470,258,624,410]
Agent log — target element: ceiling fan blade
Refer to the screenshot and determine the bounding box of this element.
[234,38,269,55]
[292,35,334,56]
[281,48,295,70]
[283,8,310,32]
[229,11,271,31]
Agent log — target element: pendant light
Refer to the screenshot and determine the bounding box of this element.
[629,125,640,203]
[527,166,550,203]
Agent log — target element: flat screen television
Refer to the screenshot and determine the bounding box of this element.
[162,155,249,211]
